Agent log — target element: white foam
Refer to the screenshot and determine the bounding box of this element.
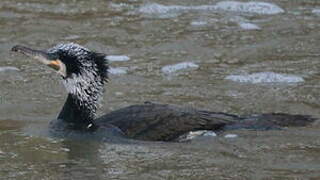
[185,130,217,140]
[64,35,80,40]
[238,22,261,30]
[312,9,320,15]
[190,21,207,26]
[161,62,199,74]
[225,72,304,83]
[139,1,284,16]
[203,131,217,137]
[215,1,284,15]
[115,92,124,96]
[224,134,238,138]
[60,148,70,152]
[108,67,128,75]
[0,66,20,72]
[139,3,185,15]
[105,55,130,62]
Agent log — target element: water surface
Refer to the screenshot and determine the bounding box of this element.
[1,0,320,179]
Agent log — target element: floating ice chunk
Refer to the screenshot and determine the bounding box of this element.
[0,66,20,72]
[139,1,284,16]
[224,134,238,138]
[215,1,284,15]
[312,9,320,15]
[109,67,128,75]
[105,55,130,62]
[238,22,261,30]
[225,72,304,83]
[161,62,199,74]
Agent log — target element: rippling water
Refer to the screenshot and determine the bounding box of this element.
[1,0,320,179]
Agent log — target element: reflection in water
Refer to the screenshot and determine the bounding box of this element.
[61,140,104,180]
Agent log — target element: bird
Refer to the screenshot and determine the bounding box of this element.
[11,43,316,141]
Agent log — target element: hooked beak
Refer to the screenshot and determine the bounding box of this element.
[11,45,66,77]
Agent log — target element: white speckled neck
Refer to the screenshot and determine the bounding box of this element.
[51,43,104,119]
[62,64,104,121]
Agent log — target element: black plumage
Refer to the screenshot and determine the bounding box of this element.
[11,43,316,141]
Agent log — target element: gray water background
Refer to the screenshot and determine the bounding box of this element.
[1,0,320,179]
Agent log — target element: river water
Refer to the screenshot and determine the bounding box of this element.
[1,0,320,179]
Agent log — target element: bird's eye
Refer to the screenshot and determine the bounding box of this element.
[47,52,60,61]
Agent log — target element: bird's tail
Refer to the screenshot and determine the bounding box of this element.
[221,113,316,131]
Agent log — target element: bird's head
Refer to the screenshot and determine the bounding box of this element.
[12,43,108,81]
[12,43,109,110]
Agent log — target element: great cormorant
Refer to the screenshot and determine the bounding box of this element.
[11,43,316,141]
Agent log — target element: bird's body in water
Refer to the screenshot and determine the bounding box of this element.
[11,43,316,141]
